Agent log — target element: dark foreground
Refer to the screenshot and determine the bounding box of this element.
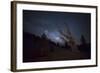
[23,32,91,62]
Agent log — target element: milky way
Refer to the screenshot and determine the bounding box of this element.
[23,10,91,45]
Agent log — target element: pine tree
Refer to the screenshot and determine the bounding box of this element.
[41,33,47,39]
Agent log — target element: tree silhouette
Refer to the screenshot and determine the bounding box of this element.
[58,22,79,52]
[41,33,47,39]
[80,35,87,45]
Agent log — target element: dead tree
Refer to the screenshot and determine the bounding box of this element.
[59,23,79,52]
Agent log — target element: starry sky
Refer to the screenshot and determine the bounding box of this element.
[23,10,91,45]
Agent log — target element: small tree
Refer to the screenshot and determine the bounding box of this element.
[41,33,47,39]
[80,35,87,45]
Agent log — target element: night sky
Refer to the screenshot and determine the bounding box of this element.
[23,10,91,45]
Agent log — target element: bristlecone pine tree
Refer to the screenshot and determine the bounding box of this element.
[59,23,79,53]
